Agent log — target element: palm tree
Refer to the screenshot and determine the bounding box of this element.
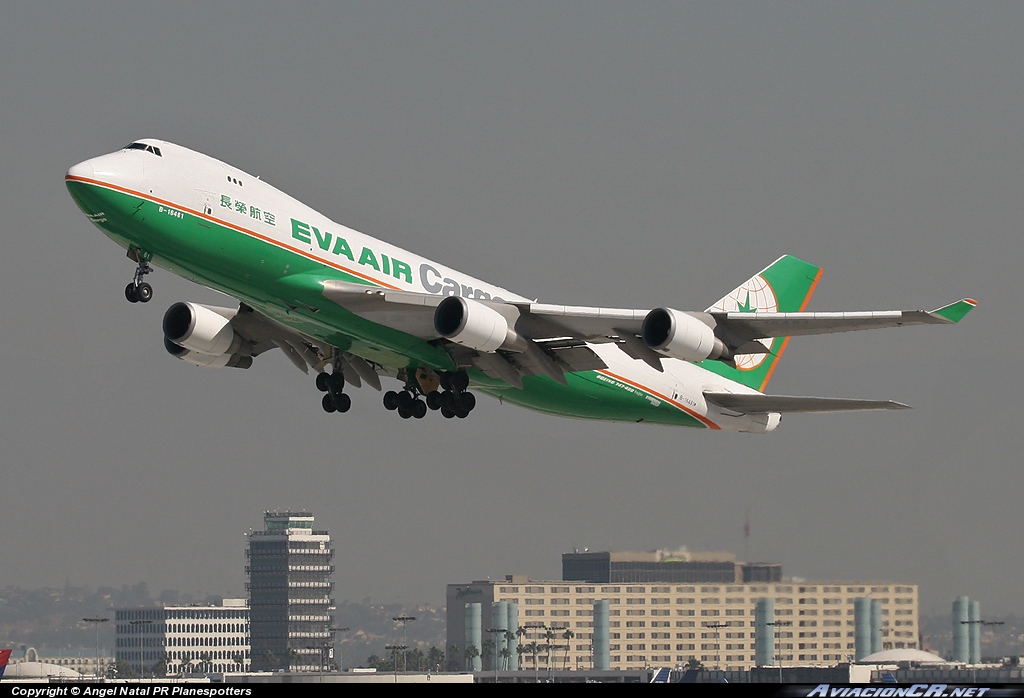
[561,628,575,670]
[151,652,169,678]
[406,648,424,672]
[446,644,460,672]
[543,627,556,677]
[481,638,495,671]
[464,644,480,671]
[515,627,529,670]
[522,641,540,680]
[503,630,517,669]
[427,646,445,672]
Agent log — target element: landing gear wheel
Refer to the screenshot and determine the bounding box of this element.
[383,391,400,410]
[328,372,345,393]
[426,391,442,410]
[441,406,455,419]
[321,394,337,413]
[453,370,470,392]
[136,283,153,303]
[459,391,476,412]
[398,405,412,419]
[125,284,139,303]
[398,391,414,412]
[412,400,427,419]
[316,372,331,392]
[440,391,458,413]
[334,393,352,413]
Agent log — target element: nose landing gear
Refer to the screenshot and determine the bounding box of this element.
[125,248,154,304]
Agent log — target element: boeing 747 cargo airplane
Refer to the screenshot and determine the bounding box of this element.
[65,140,975,432]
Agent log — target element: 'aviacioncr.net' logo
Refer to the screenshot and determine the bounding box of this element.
[710,274,778,370]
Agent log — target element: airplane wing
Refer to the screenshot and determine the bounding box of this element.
[164,301,384,390]
[321,280,614,387]
[704,392,910,414]
[320,278,976,386]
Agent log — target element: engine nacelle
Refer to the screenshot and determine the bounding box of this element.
[164,338,253,369]
[641,307,729,362]
[163,302,243,356]
[434,296,521,352]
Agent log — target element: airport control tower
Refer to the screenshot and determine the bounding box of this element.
[246,511,335,672]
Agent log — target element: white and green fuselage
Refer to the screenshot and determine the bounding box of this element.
[64,140,851,432]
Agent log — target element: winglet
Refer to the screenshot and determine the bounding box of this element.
[931,298,978,324]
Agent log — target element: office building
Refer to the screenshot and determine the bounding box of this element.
[114,599,249,675]
[447,549,918,672]
[247,511,335,671]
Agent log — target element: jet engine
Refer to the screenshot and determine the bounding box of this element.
[434,296,523,352]
[641,307,730,362]
[162,302,252,369]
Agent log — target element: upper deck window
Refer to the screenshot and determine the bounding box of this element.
[123,142,162,157]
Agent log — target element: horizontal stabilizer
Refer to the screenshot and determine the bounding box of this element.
[704,392,910,414]
[712,298,978,341]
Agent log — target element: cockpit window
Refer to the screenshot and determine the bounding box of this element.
[123,142,162,157]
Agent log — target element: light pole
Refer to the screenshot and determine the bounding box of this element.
[330,626,349,672]
[528,622,552,683]
[83,617,109,678]
[486,627,506,682]
[961,619,1004,679]
[704,622,728,671]
[385,644,406,683]
[129,619,153,680]
[305,643,328,682]
[392,616,416,671]
[766,620,792,682]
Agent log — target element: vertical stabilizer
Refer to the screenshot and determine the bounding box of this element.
[0,649,11,680]
[700,255,822,391]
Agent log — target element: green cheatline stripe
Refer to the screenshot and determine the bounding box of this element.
[932,299,978,324]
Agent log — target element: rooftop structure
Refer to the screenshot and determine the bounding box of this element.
[563,548,782,584]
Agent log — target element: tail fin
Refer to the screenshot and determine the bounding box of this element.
[0,649,11,680]
[700,255,822,391]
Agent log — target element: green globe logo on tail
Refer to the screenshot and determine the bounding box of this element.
[701,255,822,391]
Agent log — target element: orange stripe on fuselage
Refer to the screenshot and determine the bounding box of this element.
[598,369,720,429]
[65,175,400,290]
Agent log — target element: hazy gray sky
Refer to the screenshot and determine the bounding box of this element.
[1,2,1020,618]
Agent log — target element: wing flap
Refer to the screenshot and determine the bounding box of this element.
[704,392,910,414]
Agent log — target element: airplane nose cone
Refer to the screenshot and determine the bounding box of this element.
[66,159,95,181]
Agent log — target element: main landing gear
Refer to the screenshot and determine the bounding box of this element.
[382,370,478,420]
[124,248,154,304]
[316,370,351,414]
